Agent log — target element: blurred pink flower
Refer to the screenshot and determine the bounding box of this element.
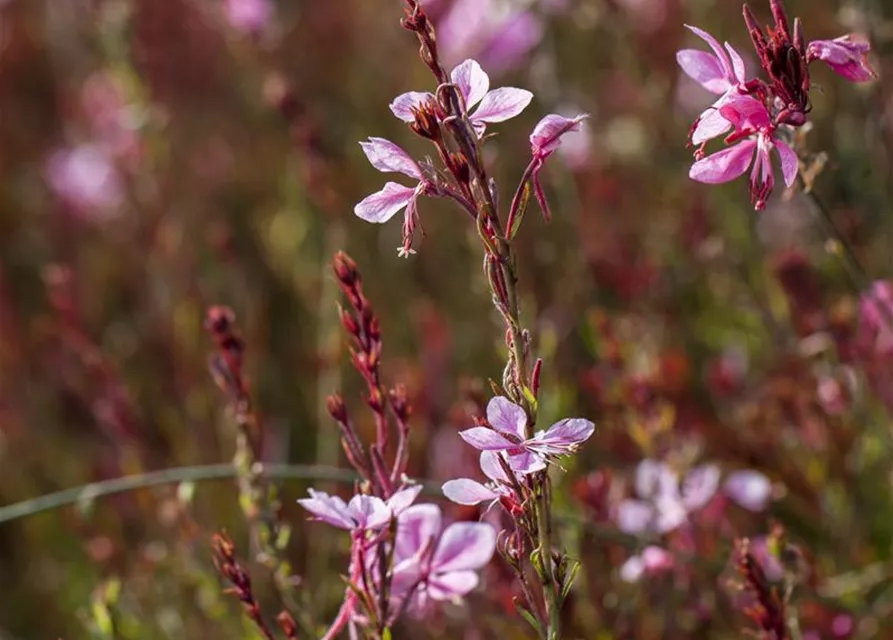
[424,0,545,73]
[442,450,515,508]
[723,470,772,511]
[225,0,272,34]
[616,460,720,534]
[390,59,532,137]
[391,504,496,610]
[807,36,876,83]
[858,280,893,356]
[458,396,594,475]
[297,485,421,531]
[619,545,674,582]
[46,145,124,216]
[689,95,798,210]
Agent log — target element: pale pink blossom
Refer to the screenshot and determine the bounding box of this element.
[297,485,422,531]
[619,546,674,582]
[807,35,876,83]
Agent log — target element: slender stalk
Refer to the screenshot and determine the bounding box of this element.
[535,477,560,639]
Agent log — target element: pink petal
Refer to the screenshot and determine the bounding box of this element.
[479,451,511,483]
[297,490,353,529]
[395,504,442,561]
[691,105,733,145]
[725,42,747,84]
[389,91,434,123]
[359,138,422,179]
[471,87,533,124]
[641,546,674,571]
[718,94,771,129]
[507,450,546,475]
[427,570,480,600]
[535,418,595,451]
[451,59,490,109]
[619,554,645,582]
[486,396,528,439]
[478,11,543,72]
[432,521,496,573]
[689,139,756,184]
[684,24,732,80]
[616,500,654,534]
[636,460,677,500]
[442,479,498,505]
[774,140,799,187]
[807,36,876,82]
[386,485,423,513]
[530,113,588,156]
[458,426,516,450]
[676,49,728,94]
[724,470,772,511]
[354,182,416,223]
[680,464,720,511]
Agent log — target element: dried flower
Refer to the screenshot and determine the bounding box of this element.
[806,36,876,82]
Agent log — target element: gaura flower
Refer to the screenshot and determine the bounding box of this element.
[857,280,893,356]
[297,485,422,531]
[441,451,515,508]
[807,35,876,83]
[457,396,594,475]
[390,59,533,137]
[688,95,798,210]
[676,24,749,144]
[723,470,772,512]
[527,113,588,222]
[619,545,674,583]
[391,504,497,610]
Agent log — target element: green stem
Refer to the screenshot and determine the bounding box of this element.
[535,478,560,639]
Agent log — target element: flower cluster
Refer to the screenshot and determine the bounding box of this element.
[299,485,496,632]
[355,56,585,255]
[677,0,875,209]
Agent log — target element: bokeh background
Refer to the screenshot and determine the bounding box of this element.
[1,0,893,637]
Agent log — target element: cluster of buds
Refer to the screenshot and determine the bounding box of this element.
[733,535,790,638]
[211,532,278,640]
[678,0,876,209]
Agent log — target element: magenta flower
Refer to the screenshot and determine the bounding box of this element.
[857,280,893,356]
[526,113,588,222]
[458,396,594,475]
[391,504,496,609]
[676,24,749,144]
[46,145,124,217]
[807,35,876,83]
[297,485,422,531]
[615,460,720,534]
[689,95,798,210]
[723,470,772,511]
[390,59,532,137]
[619,545,674,583]
[441,451,514,507]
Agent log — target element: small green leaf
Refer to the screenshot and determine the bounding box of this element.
[531,547,546,581]
[275,524,292,550]
[560,560,581,603]
[507,181,532,241]
[513,597,544,636]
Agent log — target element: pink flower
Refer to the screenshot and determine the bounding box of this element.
[390,59,533,137]
[391,504,496,610]
[457,396,594,475]
[46,145,124,216]
[527,113,588,222]
[857,280,893,356]
[225,0,271,34]
[689,95,798,210]
[619,545,674,582]
[355,137,429,256]
[441,451,515,508]
[723,470,772,511]
[676,24,749,144]
[807,36,876,83]
[615,460,720,534]
[297,485,422,531]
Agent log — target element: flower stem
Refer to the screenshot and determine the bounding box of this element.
[535,476,560,639]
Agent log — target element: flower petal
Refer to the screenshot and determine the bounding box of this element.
[684,24,732,80]
[534,417,595,452]
[354,182,416,223]
[471,87,533,124]
[615,499,654,534]
[346,493,391,529]
[389,91,434,122]
[395,504,442,562]
[530,113,588,156]
[297,489,353,529]
[807,36,876,82]
[486,396,528,439]
[359,137,422,179]
[774,139,799,187]
[691,105,733,145]
[432,521,496,573]
[458,426,516,450]
[636,460,677,500]
[725,42,747,84]
[619,554,645,582]
[479,450,511,483]
[680,464,720,512]
[387,485,423,514]
[689,139,756,184]
[427,570,480,600]
[676,49,728,94]
[451,59,490,109]
[442,479,498,505]
[507,450,546,475]
[724,470,772,511]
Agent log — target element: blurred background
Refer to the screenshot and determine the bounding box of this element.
[1,0,893,637]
